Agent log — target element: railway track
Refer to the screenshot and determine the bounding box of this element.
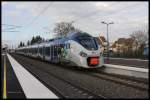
[10,53,106,98]
[10,53,149,98]
[94,70,148,84]
[88,72,148,91]
[65,68,148,91]
[60,66,148,91]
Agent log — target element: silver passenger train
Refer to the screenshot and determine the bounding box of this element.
[15,32,104,68]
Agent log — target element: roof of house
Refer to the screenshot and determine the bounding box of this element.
[124,38,134,46]
[117,38,126,44]
[111,42,116,48]
[111,38,135,48]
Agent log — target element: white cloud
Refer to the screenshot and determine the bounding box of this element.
[14,2,39,16]
[95,2,109,7]
[7,10,21,17]
[2,2,8,6]
[2,1,148,45]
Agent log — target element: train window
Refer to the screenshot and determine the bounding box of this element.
[76,37,98,50]
[50,46,54,56]
[58,46,61,55]
[30,48,32,53]
[29,48,31,53]
[67,43,70,49]
[66,44,68,49]
[53,46,57,56]
[65,43,70,49]
[50,46,52,56]
[39,47,42,54]
[45,47,50,56]
[32,48,34,54]
[33,48,35,54]
[49,46,51,56]
[35,48,37,54]
[34,48,37,54]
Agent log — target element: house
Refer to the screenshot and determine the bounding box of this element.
[110,38,135,54]
[124,38,134,52]
[110,41,117,52]
[113,38,126,54]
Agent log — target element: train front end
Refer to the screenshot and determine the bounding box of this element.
[79,48,104,68]
[69,33,104,68]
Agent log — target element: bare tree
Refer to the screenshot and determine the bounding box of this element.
[130,29,148,54]
[53,21,83,38]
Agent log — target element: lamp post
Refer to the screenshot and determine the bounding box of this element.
[101,21,114,63]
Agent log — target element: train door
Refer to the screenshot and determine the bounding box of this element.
[37,45,40,58]
[49,45,52,61]
[50,45,53,62]
[54,45,58,63]
[55,42,59,63]
[42,46,45,60]
[51,45,54,62]
[60,44,65,63]
[64,42,71,60]
[54,45,57,63]
[57,42,61,63]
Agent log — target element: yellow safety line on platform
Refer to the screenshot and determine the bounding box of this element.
[3,55,7,99]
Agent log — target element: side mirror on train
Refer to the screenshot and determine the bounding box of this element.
[100,52,103,56]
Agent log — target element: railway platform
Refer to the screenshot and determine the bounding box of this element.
[1,53,149,99]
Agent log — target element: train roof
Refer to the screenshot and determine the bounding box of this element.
[67,32,92,39]
[16,32,92,50]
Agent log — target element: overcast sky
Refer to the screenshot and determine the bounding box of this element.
[2,1,148,48]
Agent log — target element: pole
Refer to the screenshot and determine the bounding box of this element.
[107,24,109,63]
[101,21,114,63]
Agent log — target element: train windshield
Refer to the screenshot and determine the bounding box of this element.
[76,37,98,50]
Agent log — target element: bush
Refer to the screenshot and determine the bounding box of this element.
[110,51,148,59]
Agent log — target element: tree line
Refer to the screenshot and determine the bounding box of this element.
[18,35,45,47]
[18,21,83,48]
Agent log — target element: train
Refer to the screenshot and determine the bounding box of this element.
[15,32,104,68]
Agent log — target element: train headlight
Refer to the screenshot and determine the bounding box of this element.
[80,51,87,57]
